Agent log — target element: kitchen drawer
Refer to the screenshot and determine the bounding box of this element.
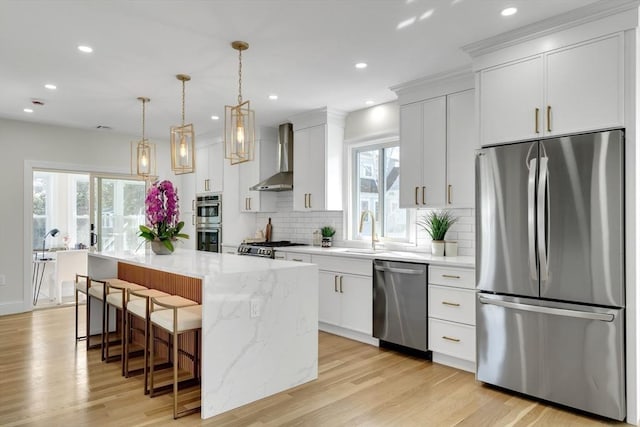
[429,266,475,289]
[428,285,476,325]
[286,252,312,263]
[313,255,372,277]
[429,318,475,362]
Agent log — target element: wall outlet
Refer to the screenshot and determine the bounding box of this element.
[0,274,5,286]
[250,298,261,318]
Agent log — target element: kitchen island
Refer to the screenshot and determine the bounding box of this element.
[88,248,318,419]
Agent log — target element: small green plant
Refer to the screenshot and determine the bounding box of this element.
[416,210,457,241]
[320,226,336,238]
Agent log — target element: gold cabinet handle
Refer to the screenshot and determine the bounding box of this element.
[535,107,540,134]
[334,275,338,292]
[442,336,461,343]
[304,193,308,209]
[192,199,195,210]
[308,193,312,209]
[442,274,461,279]
[415,186,419,205]
[547,105,551,132]
[192,214,195,226]
[339,276,344,293]
[292,258,303,262]
[422,186,426,205]
[205,179,210,192]
[442,301,460,307]
[248,197,251,211]
[447,185,452,205]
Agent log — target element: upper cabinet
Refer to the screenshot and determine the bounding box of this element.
[195,143,224,194]
[237,127,277,213]
[393,71,476,209]
[290,108,345,211]
[478,33,624,146]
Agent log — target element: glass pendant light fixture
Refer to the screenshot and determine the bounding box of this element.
[131,96,156,179]
[171,74,195,174]
[225,41,255,165]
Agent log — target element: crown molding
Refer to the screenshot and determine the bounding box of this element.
[462,0,640,58]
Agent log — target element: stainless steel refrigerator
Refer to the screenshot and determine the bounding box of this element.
[475,130,625,421]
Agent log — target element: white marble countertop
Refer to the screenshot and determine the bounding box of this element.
[272,245,475,268]
[90,247,312,279]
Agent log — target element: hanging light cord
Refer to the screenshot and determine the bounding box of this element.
[141,99,146,140]
[181,80,186,126]
[238,47,243,105]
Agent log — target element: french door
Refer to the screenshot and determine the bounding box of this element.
[90,175,147,252]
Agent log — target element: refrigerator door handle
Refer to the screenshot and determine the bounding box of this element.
[527,158,537,280]
[537,156,549,282]
[478,296,615,322]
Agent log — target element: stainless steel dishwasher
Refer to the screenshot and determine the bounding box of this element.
[373,259,428,353]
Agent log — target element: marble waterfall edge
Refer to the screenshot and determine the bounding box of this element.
[201,264,319,418]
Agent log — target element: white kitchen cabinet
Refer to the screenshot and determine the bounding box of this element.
[290,108,345,212]
[479,33,623,146]
[195,143,224,193]
[177,172,196,249]
[238,130,277,213]
[427,265,476,373]
[398,88,475,208]
[318,271,372,336]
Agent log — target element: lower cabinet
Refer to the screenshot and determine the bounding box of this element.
[319,271,372,335]
[428,265,477,373]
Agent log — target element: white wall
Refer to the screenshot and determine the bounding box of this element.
[0,117,172,315]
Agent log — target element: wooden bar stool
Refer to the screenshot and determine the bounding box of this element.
[126,292,197,394]
[73,274,90,342]
[149,297,202,419]
[104,280,148,371]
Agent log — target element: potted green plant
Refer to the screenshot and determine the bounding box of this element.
[320,226,336,248]
[416,210,457,256]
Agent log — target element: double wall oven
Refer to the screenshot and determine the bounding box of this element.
[196,194,221,253]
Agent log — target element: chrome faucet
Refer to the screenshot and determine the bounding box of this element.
[359,210,379,251]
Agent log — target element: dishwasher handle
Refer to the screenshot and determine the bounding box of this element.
[374,265,424,275]
[478,296,615,322]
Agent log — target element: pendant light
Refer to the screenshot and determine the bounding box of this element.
[225,41,255,165]
[131,97,157,179]
[171,74,195,174]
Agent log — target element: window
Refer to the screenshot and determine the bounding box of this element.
[352,142,409,241]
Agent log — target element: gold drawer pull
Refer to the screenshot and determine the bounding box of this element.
[442,301,460,307]
[535,107,540,134]
[442,336,460,343]
[547,105,552,132]
[292,258,304,262]
[442,274,461,279]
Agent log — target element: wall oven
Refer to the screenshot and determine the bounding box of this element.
[196,194,221,253]
[196,194,221,227]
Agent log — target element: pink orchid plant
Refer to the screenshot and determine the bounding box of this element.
[138,180,188,252]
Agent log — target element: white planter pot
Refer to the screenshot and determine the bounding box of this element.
[445,241,458,257]
[431,241,445,256]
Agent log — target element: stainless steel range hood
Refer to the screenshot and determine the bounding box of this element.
[250,123,294,191]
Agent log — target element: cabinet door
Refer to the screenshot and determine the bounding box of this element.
[399,102,423,208]
[208,143,224,193]
[195,145,209,193]
[293,128,310,211]
[238,159,259,212]
[306,124,326,211]
[546,34,623,136]
[319,271,341,326]
[421,96,447,206]
[339,274,372,335]
[446,89,476,207]
[480,55,543,146]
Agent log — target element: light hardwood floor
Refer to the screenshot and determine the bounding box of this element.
[0,307,626,426]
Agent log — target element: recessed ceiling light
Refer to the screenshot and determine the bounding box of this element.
[24,108,33,113]
[44,84,57,90]
[355,62,368,69]
[211,115,219,120]
[268,94,278,100]
[77,45,93,53]
[397,16,417,30]
[365,100,375,106]
[501,7,517,16]
[419,9,434,20]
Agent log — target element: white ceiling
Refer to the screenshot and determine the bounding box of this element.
[0,0,600,140]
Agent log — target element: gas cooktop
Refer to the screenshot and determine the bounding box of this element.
[237,241,307,258]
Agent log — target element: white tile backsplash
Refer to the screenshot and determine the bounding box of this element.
[257,193,475,257]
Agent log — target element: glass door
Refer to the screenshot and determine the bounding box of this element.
[90,175,147,252]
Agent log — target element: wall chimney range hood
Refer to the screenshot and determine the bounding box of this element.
[251,123,294,191]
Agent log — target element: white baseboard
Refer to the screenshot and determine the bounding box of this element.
[319,322,379,346]
[432,352,476,373]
